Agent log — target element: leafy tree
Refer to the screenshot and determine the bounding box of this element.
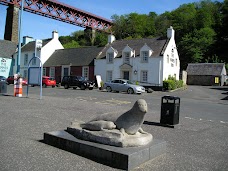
[62,40,80,49]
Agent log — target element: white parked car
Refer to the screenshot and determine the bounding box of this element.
[104,79,145,94]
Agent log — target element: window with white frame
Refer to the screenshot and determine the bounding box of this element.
[83,67,89,79]
[50,67,55,78]
[32,53,36,65]
[23,70,27,79]
[106,71,112,82]
[141,51,149,63]
[43,68,46,76]
[24,54,28,65]
[124,52,130,64]
[141,70,148,82]
[107,53,114,63]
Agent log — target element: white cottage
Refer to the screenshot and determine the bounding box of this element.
[13,31,63,78]
[94,26,180,88]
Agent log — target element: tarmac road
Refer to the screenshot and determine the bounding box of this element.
[0,85,227,171]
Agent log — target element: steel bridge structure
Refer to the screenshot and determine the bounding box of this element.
[0,0,113,32]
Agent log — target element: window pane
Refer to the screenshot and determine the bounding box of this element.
[107,71,112,81]
[141,71,148,82]
[124,52,130,64]
[50,67,55,77]
[142,51,148,62]
[83,67,89,79]
[107,53,113,63]
[24,54,28,65]
[43,68,46,76]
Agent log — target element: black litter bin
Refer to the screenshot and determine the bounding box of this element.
[0,81,7,94]
[160,95,180,125]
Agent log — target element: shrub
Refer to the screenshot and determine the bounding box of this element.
[163,76,183,90]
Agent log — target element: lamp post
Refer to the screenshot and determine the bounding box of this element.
[16,0,24,74]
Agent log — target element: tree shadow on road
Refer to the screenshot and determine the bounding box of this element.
[210,87,228,100]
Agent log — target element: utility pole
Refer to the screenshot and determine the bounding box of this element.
[17,0,24,74]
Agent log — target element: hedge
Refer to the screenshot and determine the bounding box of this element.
[163,77,183,90]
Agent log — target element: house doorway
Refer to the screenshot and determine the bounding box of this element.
[123,71,129,80]
[63,68,69,76]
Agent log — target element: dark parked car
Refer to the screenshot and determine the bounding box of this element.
[0,76,6,82]
[61,76,94,90]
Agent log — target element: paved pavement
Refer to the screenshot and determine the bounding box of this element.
[0,85,228,171]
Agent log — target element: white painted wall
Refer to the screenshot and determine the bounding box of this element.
[95,56,163,85]
[40,37,63,64]
[95,27,180,87]
[162,31,180,80]
[13,31,64,78]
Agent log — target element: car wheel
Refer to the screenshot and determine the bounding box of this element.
[64,84,69,89]
[89,87,93,90]
[52,85,55,88]
[80,85,86,90]
[127,88,134,94]
[73,87,77,90]
[106,86,112,92]
[43,84,47,88]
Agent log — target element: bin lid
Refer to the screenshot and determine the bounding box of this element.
[162,95,180,100]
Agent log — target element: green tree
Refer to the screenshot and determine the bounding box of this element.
[62,40,80,49]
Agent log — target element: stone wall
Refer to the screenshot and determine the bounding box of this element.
[187,75,220,86]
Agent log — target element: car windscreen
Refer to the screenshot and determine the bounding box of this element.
[77,76,87,81]
[127,80,133,84]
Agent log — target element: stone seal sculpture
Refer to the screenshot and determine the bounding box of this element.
[67,99,153,147]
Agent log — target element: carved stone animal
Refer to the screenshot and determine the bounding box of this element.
[85,99,148,135]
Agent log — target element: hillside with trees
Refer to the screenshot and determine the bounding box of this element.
[59,0,228,70]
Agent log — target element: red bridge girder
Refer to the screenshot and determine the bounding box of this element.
[0,0,113,32]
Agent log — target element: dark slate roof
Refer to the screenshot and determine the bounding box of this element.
[21,39,52,52]
[44,46,104,67]
[186,63,225,76]
[96,37,168,59]
[0,39,17,58]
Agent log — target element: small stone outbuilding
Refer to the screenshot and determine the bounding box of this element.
[186,63,227,86]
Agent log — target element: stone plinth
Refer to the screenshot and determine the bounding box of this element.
[43,130,166,170]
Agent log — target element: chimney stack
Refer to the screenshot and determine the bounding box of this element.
[52,30,58,39]
[22,36,33,45]
[167,26,175,39]
[108,35,115,43]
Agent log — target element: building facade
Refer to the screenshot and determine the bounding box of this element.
[43,47,104,83]
[12,31,63,79]
[94,26,180,87]
[186,63,227,86]
[0,40,17,78]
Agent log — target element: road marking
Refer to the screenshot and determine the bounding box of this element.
[75,96,131,106]
[184,117,228,124]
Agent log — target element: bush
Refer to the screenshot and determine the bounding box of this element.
[163,80,176,90]
[176,80,183,88]
[163,75,184,90]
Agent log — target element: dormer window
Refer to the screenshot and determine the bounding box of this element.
[107,52,114,63]
[124,52,130,64]
[141,51,149,63]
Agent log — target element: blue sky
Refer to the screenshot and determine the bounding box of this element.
[0,0,223,40]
